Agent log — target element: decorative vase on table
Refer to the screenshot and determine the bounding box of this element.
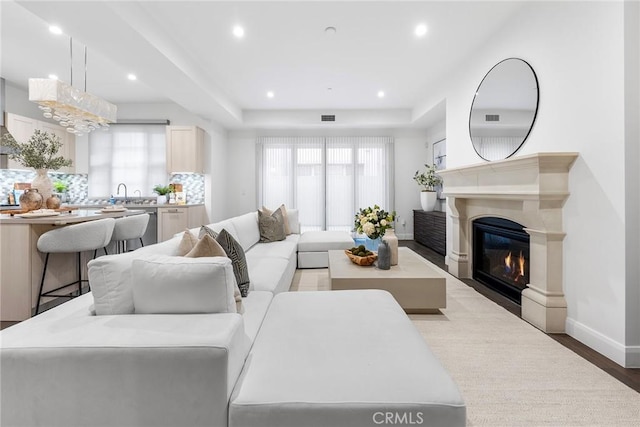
[31,169,54,202]
[382,228,399,266]
[420,191,437,211]
[364,236,381,252]
[377,240,391,270]
[19,188,43,211]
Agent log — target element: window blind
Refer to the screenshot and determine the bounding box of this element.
[258,136,394,232]
[88,125,167,197]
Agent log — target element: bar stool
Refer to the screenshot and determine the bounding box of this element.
[111,213,150,253]
[35,218,116,315]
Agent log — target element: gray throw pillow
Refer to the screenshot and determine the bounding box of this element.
[199,225,218,240]
[258,207,286,243]
[216,228,251,297]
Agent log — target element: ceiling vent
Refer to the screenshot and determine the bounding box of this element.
[485,114,500,122]
[321,115,336,122]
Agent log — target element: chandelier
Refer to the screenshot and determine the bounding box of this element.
[29,39,117,136]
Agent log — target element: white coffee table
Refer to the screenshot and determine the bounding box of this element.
[328,247,446,313]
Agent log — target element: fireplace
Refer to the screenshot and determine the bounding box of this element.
[473,217,530,304]
[437,152,578,333]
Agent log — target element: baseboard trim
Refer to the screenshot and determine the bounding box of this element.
[565,317,640,367]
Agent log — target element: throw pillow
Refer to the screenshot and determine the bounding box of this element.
[262,204,291,234]
[199,225,219,240]
[216,228,251,297]
[258,207,286,243]
[185,234,227,258]
[131,255,237,314]
[176,229,199,256]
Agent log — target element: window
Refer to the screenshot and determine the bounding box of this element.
[258,136,394,232]
[89,125,166,197]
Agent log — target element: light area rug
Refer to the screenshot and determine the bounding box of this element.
[290,266,640,427]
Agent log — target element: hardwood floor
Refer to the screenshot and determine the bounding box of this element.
[3,241,639,393]
[399,240,640,394]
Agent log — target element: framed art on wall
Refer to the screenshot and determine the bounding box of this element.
[432,139,446,199]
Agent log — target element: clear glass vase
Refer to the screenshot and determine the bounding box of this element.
[364,237,381,252]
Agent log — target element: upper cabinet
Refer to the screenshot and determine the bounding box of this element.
[166,125,205,173]
[5,113,76,173]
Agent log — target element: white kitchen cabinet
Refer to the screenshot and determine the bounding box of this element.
[5,113,75,173]
[166,126,204,173]
[5,113,36,170]
[157,205,207,242]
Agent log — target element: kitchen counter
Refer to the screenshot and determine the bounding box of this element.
[0,208,146,225]
[0,209,146,321]
[67,203,204,209]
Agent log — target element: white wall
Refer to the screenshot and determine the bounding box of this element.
[226,128,429,239]
[624,0,640,366]
[434,1,634,365]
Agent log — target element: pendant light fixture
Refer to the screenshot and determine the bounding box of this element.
[29,37,117,136]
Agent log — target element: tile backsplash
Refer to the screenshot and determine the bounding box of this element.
[0,170,204,205]
[0,170,88,204]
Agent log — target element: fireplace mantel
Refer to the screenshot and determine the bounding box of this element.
[438,152,578,333]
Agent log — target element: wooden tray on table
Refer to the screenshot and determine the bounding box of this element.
[0,207,77,216]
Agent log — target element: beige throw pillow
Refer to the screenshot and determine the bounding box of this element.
[177,229,199,256]
[185,234,227,258]
[183,233,244,313]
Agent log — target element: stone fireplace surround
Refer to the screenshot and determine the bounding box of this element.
[438,152,578,333]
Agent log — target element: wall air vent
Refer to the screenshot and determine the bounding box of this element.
[321,115,336,122]
[485,114,500,122]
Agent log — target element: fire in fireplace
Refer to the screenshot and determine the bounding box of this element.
[472,217,530,304]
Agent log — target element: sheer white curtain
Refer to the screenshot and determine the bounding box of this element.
[89,125,166,197]
[258,136,393,232]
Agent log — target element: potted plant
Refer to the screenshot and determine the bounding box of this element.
[53,180,69,203]
[0,129,73,201]
[413,163,442,211]
[153,184,172,205]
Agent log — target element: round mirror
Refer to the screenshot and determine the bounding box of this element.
[469,58,539,161]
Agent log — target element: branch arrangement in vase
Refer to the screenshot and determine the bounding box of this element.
[413,163,442,191]
[0,129,72,170]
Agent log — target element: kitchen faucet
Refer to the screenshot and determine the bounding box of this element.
[134,189,142,204]
[117,183,128,204]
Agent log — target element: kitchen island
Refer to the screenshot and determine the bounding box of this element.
[0,209,145,321]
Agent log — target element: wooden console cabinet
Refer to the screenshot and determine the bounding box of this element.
[413,210,446,255]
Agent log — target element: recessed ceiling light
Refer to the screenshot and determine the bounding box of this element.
[377,91,385,98]
[127,74,137,81]
[325,26,337,35]
[49,25,63,35]
[233,25,245,38]
[267,91,274,98]
[415,24,428,37]
[48,74,58,80]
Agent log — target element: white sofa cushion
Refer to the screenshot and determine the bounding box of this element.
[297,230,354,252]
[229,211,260,251]
[229,290,466,427]
[246,234,299,260]
[285,208,300,234]
[1,293,250,427]
[132,255,237,314]
[247,255,296,294]
[88,236,181,315]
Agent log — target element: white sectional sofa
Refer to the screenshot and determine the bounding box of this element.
[0,210,465,427]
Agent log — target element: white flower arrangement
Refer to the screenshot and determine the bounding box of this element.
[354,205,395,239]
